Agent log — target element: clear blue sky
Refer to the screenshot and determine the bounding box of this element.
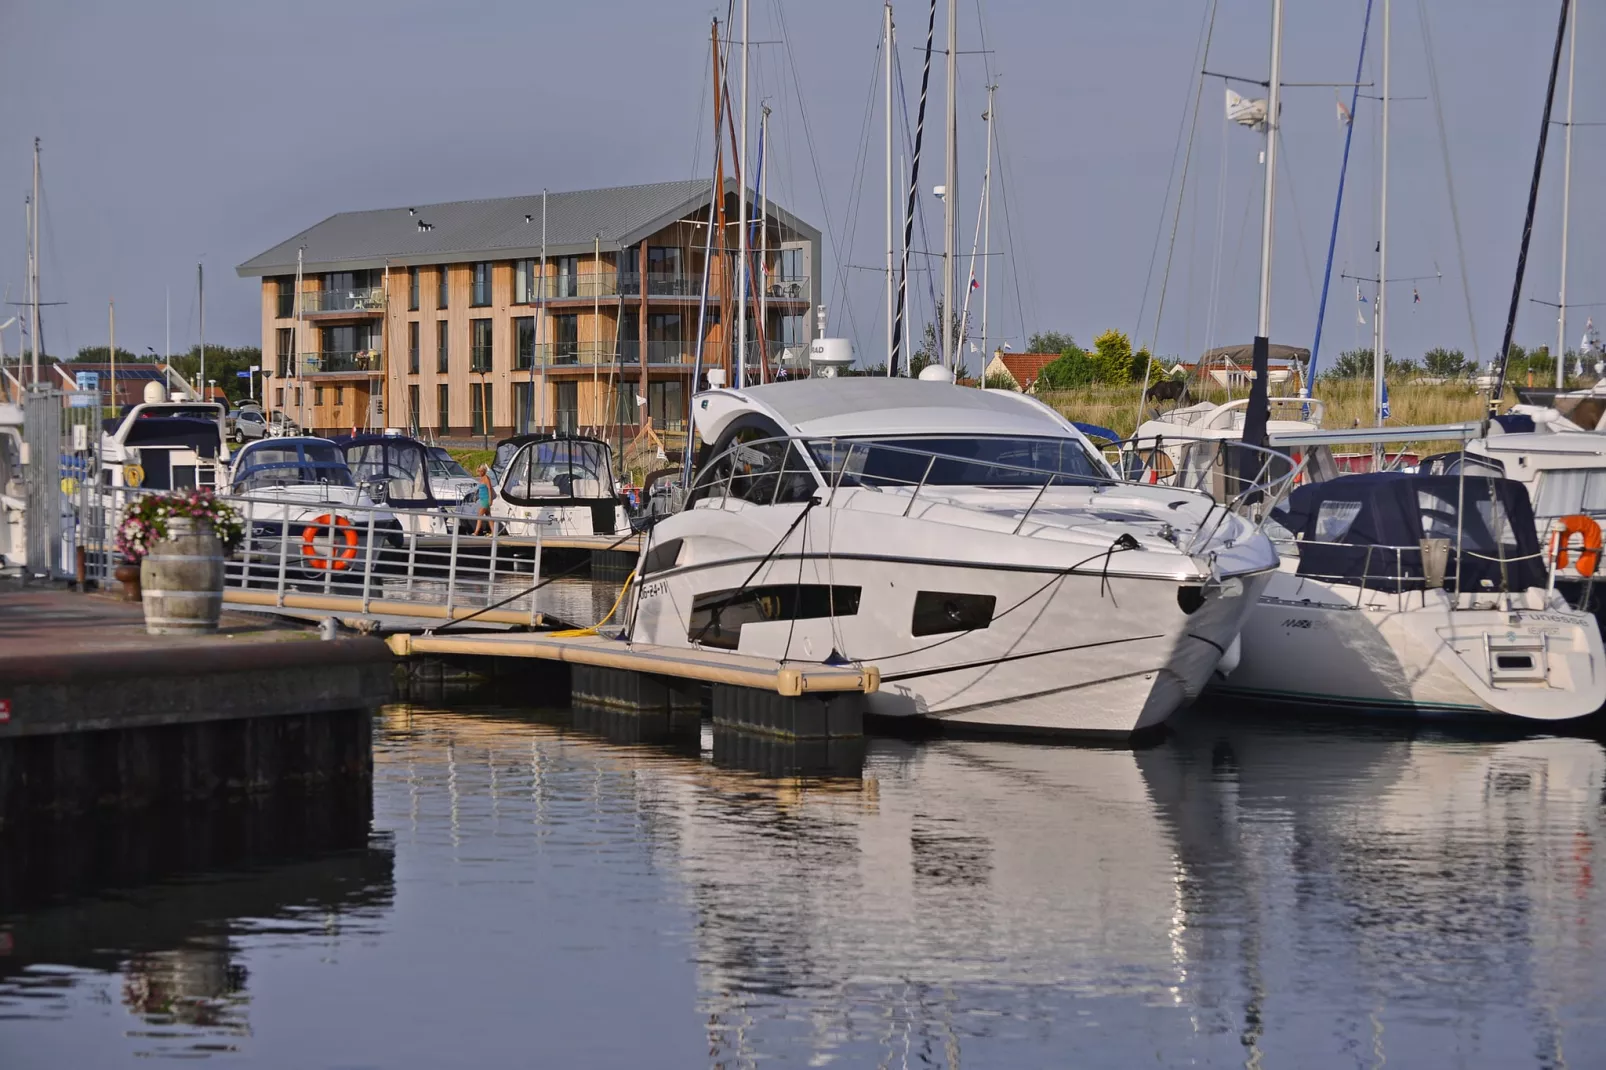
[1,0,1599,373]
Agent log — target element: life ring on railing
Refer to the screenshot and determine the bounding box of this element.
[1550,514,1602,577]
[300,514,359,570]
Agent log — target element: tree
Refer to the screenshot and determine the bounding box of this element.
[1090,328,1133,384]
[1027,330,1077,354]
[1421,347,1466,378]
[71,345,145,364]
[166,344,263,404]
[1035,348,1099,391]
[1321,348,1413,381]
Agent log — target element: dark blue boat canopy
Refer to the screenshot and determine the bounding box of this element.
[1273,472,1545,593]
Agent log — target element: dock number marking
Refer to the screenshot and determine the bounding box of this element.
[1282,619,1315,630]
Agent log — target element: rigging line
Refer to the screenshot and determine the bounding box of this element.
[772,0,857,341]
[1309,0,1373,385]
[993,112,1030,353]
[896,44,944,336]
[1416,0,1482,367]
[1135,0,1219,344]
[892,0,938,372]
[1491,0,1571,404]
[1138,0,1220,431]
[831,19,890,339]
[689,34,713,178]
[1274,127,1323,314]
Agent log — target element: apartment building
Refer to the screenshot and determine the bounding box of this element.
[236,179,820,442]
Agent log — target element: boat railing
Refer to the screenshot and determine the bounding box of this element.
[687,434,1302,556]
[1280,531,1548,611]
[79,485,631,628]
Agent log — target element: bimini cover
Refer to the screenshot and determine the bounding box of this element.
[1275,472,1544,593]
[338,434,444,508]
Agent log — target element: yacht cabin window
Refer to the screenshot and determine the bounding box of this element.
[1534,468,1606,519]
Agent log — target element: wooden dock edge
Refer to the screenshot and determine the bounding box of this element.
[385,633,880,698]
[225,588,543,628]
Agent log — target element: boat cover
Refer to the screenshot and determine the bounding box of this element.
[1274,472,1545,593]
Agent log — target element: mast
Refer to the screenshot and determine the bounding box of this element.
[1491,0,1573,407]
[1240,0,1283,463]
[885,1,896,378]
[539,188,548,429]
[684,23,726,486]
[892,0,937,376]
[1557,0,1578,387]
[759,102,770,383]
[594,232,601,422]
[198,262,206,402]
[736,0,750,389]
[30,138,40,385]
[295,247,304,424]
[981,82,996,382]
[942,0,957,371]
[109,300,116,410]
[1376,0,1390,437]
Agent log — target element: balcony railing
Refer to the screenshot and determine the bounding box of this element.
[298,350,383,375]
[298,287,387,315]
[761,275,809,301]
[513,342,622,370]
[514,273,622,303]
[620,340,693,365]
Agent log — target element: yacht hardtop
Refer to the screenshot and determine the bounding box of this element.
[101,400,228,490]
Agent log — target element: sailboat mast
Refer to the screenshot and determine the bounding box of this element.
[1255,1,1283,347]
[1376,0,1390,435]
[109,300,116,410]
[885,1,896,378]
[30,138,40,385]
[198,262,206,403]
[759,103,770,383]
[1557,0,1578,387]
[736,0,750,389]
[942,0,957,371]
[981,82,995,379]
[539,188,548,429]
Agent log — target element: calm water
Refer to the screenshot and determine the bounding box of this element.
[3,704,1605,1068]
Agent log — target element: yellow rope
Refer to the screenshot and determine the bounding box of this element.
[546,569,636,638]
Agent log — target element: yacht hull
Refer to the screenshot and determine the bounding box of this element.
[1213,570,1606,720]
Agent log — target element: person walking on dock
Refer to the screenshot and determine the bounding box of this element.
[472,465,493,536]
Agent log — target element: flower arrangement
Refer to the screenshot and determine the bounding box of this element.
[117,489,244,563]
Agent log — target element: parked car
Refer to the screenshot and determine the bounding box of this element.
[267,412,301,437]
[228,407,268,444]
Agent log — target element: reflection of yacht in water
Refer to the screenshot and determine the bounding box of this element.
[1138,716,1606,1065]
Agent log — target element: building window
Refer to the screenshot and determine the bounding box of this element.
[274,387,284,408]
[780,313,805,346]
[408,267,419,311]
[408,384,421,433]
[276,277,296,319]
[294,386,303,409]
[554,381,578,433]
[471,382,493,436]
[649,380,685,432]
[555,255,579,299]
[513,381,534,433]
[513,259,536,304]
[471,318,493,372]
[646,246,683,293]
[647,312,682,364]
[335,386,345,406]
[315,385,326,405]
[619,247,640,291]
[276,328,294,377]
[437,266,449,309]
[514,316,535,370]
[437,320,449,374]
[471,262,491,307]
[554,314,579,362]
[437,384,450,434]
[408,322,420,374]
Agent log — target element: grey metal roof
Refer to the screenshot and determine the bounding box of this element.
[236,178,820,278]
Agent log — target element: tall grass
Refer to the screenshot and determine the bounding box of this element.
[1037,378,1518,440]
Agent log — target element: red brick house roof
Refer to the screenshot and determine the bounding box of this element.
[991,352,1059,391]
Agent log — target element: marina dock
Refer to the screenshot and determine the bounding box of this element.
[0,584,391,828]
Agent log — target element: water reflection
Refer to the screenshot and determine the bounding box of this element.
[0,787,394,1060]
[3,704,1603,1067]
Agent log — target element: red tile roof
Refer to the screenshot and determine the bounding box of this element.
[994,352,1059,390]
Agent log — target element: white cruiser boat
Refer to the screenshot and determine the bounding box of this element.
[226,437,401,578]
[339,433,472,536]
[100,398,229,492]
[1215,471,1605,721]
[489,433,629,537]
[625,378,1284,738]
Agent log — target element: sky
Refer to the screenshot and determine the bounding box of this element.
[0,0,1600,376]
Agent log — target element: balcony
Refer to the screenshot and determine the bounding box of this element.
[297,287,387,316]
[620,340,693,365]
[514,273,621,303]
[298,350,383,375]
[761,275,809,301]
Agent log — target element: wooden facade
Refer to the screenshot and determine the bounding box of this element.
[254,198,814,444]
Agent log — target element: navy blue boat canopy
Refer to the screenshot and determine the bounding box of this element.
[1273,472,1545,592]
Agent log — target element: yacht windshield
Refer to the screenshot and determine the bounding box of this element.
[502,439,615,500]
[427,448,471,481]
[808,435,1107,488]
[234,442,355,491]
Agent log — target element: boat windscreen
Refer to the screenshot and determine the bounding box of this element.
[502,439,615,501]
[428,448,471,480]
[234,442,355,491]
[345,441,430,502]
[808,435,1106,488]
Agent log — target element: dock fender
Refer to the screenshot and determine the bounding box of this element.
[1212,635,1242,680]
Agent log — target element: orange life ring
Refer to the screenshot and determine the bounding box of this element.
[301,514,359,570]
[1550,514,1602,577]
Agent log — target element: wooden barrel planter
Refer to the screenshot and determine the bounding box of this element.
[140,516,225,635]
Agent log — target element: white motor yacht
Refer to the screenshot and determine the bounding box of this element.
[1214,471,1605,721]
[0,402,24,569]
[339,433,472,536]
[625,378,1285,738]
[100,398,229,492]
[489,433,630,537]
[226,437,401,578]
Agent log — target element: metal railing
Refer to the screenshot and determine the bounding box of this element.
[686,434,1302,556]
[761,275,809,300]
[619,341,691,365]
[515,343,620,369]
[299,351,383,375]
[299,287,386,314]
[515,273,622,302]
[80,485,633,630]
